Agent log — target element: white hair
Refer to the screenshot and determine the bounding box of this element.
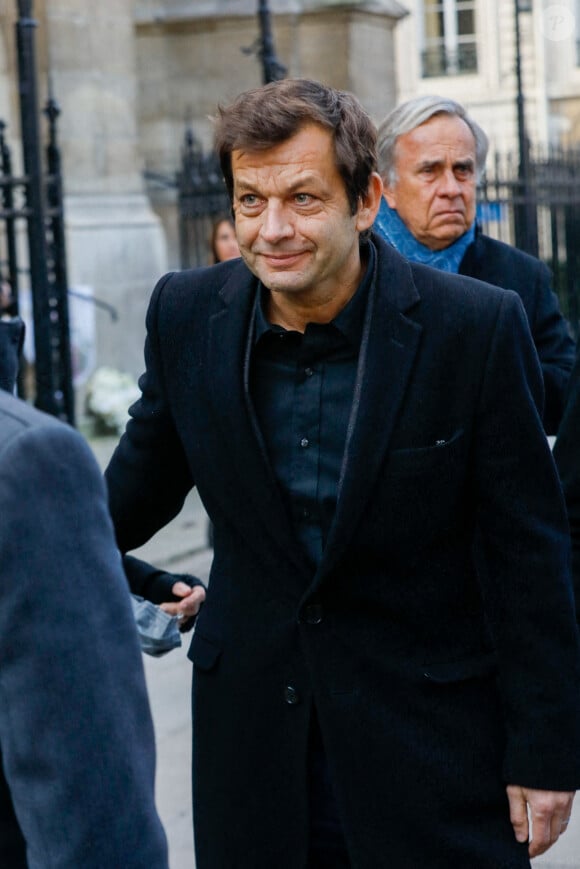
[377,95,489,185]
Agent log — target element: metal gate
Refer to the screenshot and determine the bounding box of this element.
[0,102,73,423]
[477,150,580,339]
[177,128,231,270]
[1,4,74,424]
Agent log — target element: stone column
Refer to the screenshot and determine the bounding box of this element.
[43,0,167,381]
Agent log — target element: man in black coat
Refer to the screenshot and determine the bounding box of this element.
[105,79,580,868]
[375,95,575,434]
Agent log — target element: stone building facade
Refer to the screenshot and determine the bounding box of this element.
[391,0,580,162]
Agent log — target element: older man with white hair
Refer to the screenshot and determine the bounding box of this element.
[376,95,575,434]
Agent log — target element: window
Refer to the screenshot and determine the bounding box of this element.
[420,0,478,78]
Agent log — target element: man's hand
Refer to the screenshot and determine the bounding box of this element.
[160,581,206,630]
[507,784,575,857]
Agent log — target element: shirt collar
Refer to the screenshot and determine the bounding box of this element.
[253,240,375,347]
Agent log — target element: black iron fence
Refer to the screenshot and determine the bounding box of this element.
[0,100,73,422]
[177,130,231,269]
[144,129,230,271]
[0,4,74,424]
[477,149,580,338]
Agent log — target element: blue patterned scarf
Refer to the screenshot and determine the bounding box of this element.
[373,197,475,274]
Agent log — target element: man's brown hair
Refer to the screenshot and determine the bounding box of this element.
[214,78,377,215]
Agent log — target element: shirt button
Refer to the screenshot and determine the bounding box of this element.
[284,685,300,705]
[304,604,323,625]
[304,367,314,377]
[300,437,309,448]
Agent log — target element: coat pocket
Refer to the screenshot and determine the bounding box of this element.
[422,650,498,684]
[187,629,222,671]
[386,428,465,475]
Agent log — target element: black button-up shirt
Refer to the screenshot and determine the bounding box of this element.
[250,241,375,569]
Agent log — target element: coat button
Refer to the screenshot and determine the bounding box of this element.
[284,685,300,705]
[304,603,323,625]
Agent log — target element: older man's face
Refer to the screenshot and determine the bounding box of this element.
[383,114,477,251]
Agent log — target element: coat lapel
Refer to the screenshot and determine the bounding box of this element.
[206,264,311,577]
[319,243,423,580]
[204,242,423,583]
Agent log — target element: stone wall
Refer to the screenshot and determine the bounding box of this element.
[41,0,168,386]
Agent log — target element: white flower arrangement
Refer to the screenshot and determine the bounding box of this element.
[85,366,141,435]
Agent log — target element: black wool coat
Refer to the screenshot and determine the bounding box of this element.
[459,229,575,434]
[554,348,580,612]
[106,235,580,869]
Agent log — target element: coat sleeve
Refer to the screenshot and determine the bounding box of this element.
[553,349,580,620]
[105,273,199,601]
[528,259,576,435]
[473,292,580,790]
[0,421,169,868]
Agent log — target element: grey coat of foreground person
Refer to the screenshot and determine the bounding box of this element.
[0,388,169,868]
[106,79,580,868]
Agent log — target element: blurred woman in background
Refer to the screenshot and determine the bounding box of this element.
[210,216,240,264]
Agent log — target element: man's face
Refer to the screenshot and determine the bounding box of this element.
[383,114,477,251]
[231,123,378,305]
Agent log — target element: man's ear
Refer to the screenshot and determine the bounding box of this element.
[356,172,384,232]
